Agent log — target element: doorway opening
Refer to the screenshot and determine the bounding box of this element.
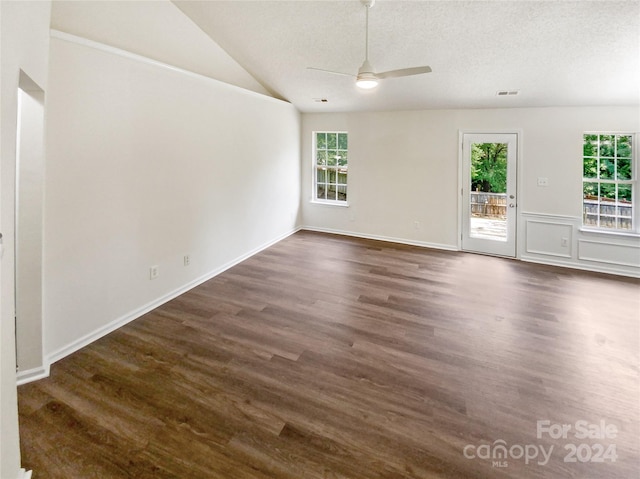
[15,71,45,381]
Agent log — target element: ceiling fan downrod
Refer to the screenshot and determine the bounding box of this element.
[307,0,431,90]
[357,0,378,89]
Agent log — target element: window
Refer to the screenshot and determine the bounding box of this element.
[583,133,635,231]
[314,132,348,204]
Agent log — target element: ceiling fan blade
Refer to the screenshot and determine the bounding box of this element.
[307,67,355,78]
[376,66,432,79]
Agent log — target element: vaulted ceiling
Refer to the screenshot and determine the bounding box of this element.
[174,0,639,113]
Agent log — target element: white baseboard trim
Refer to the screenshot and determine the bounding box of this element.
[304,226,640,278]
[17,364,50,386]
[521,254,640,278]
[23,224,636,386]
[27,227,301,383]
[18,469,32,479]
[301,226,458,252]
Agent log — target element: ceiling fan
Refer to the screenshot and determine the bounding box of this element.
[308,0,432,89]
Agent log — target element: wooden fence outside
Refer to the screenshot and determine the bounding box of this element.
[583,198,632,230]
[471,193,633,229]
[471,192,507,218]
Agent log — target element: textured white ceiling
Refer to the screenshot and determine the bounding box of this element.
[174,0,640,113]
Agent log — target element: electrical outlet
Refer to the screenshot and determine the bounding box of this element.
[414,221,420,230]
[561,238,569,247]
[150,265,159,280]
[184,255,190,266]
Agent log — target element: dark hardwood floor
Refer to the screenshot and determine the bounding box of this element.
[18,231,639,478]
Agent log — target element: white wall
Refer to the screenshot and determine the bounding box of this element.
[51,0,271,96]
[0,1,51,476]
[302,107,640,276]
[43,35,300,361]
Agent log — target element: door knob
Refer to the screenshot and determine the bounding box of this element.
[509,203,515,208]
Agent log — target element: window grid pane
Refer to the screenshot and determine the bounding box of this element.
[314,131,348,203]
[582,133,634,231]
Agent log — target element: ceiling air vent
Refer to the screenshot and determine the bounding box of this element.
[497,90,519,96]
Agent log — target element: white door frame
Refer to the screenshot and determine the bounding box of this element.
[457,130,523,257]
[15,71,46,382]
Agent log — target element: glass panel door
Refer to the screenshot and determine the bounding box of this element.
[462,133,517,257]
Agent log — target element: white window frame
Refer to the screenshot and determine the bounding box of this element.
[312,131,349,206]
[581,132,638,235]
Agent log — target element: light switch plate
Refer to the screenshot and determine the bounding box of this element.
[537,177,549,187]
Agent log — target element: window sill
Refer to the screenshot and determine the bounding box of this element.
[310,200,349,208]
[579,227,639,239]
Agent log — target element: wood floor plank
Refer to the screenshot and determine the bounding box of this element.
[18,231,639,478]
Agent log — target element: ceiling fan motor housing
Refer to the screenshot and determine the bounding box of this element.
[358,59,376,77]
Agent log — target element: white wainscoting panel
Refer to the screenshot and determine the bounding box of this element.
[578,239,640,268]
[520,212,639,277]
[525,219,573,258]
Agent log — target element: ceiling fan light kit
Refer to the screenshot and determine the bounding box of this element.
[308,0,431,91]
[356,59,378,89]
[356,78,378,89]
